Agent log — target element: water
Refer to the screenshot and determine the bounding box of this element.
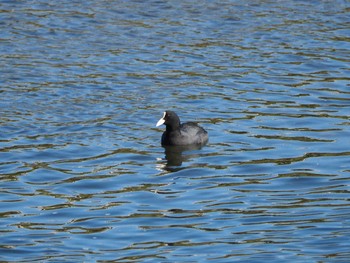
[1,0,350,262]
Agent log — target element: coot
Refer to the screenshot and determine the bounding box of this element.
[156,111,209,146]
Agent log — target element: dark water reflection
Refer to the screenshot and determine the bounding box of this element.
[159,144,206,170]
[1,0,350,262]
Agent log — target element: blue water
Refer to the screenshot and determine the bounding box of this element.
[1,0,350,262]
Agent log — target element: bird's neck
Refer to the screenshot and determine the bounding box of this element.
[166,122,180,132]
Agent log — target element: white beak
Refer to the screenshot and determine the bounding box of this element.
[156,112,166,127]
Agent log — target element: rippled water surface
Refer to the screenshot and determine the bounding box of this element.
[1,0,350,262]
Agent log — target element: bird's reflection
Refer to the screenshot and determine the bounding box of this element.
[159,144,205,172]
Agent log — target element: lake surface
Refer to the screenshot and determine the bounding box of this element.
[1,0,350,262]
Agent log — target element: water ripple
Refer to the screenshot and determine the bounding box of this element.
[1,0,350,262]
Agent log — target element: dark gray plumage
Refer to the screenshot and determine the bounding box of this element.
[156,111,208,146]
